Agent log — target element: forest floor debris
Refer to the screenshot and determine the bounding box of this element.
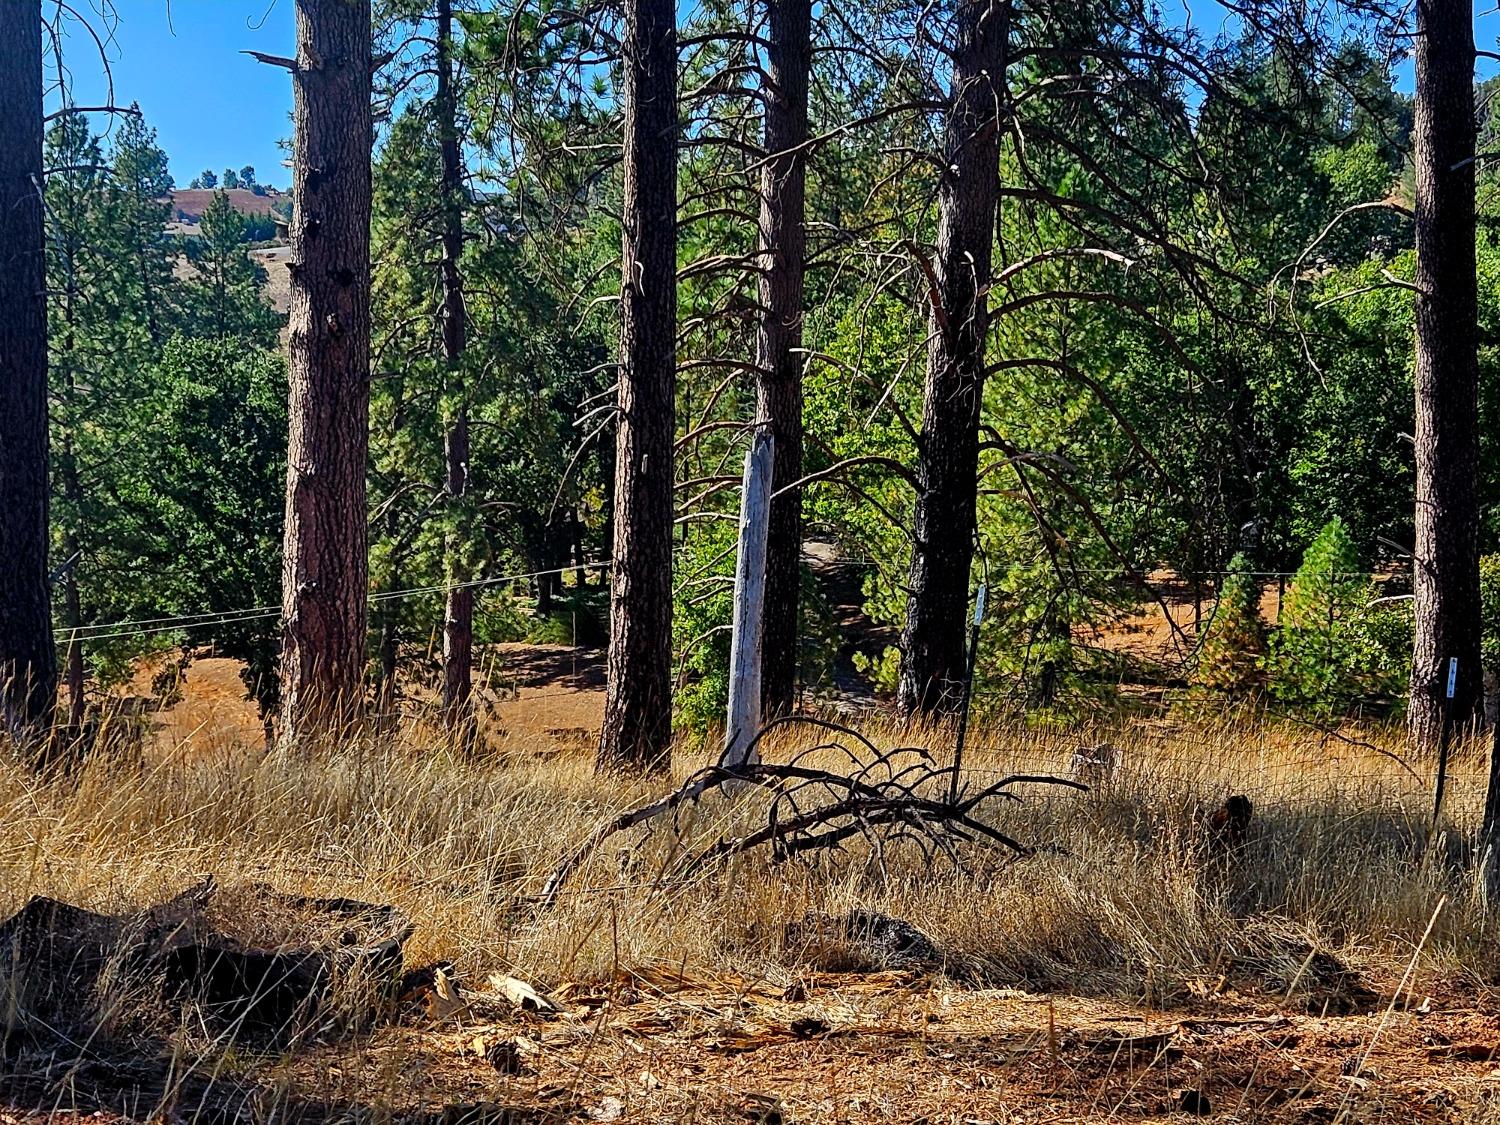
[6,955,1500,1122]
[5,708,1499,1121]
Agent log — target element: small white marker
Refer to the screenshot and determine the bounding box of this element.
[1447,657,1459,700]
[973,585,987,627]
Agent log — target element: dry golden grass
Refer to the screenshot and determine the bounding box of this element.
[4,709,1500,1122]
[3,711,1493,994]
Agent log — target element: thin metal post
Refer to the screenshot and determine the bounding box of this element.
[949,584,986,806]
[1432,656,1458,827]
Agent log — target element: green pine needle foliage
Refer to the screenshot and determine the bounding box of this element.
[1194,553,1265,692]
[1481,555,1500,673]
[1266,517,1401,711]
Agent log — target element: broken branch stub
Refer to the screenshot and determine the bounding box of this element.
[538,716,1085,907]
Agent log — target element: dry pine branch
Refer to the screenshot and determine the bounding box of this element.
[538,716,1085,906]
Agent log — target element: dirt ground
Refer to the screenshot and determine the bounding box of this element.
[118,641,607,756]
[1074,573,1285,671]
[350,973,1500,1124]
[249,244,293,315]
[7,961,1500,1123]
[117,570,1240,756]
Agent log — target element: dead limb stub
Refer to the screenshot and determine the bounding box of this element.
[538,716,1086,907]
[242,50,298,71]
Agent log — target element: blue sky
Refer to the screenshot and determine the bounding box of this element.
[46,1,1500,192]
[50,1,299,189]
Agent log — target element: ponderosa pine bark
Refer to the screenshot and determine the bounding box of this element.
[896,0,1006,718]
[597,0,677,771]
[0,0,56,740]
[755,0,812,721]
[1409,0,1482,752]
[436,0,474,736]
[278,0,373,744]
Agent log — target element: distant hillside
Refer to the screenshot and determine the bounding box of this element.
[167,187,286,224]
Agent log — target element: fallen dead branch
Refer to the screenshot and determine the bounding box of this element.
[539,716,1086,907]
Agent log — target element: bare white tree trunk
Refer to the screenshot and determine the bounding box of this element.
[722,428,774,772]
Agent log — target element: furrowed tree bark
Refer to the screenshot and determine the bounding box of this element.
[0,0,56,741]
[755,0,811,721]
[896,0,1006,718]
[436,0,474,738]
[597,0,677,772]
[1409,0,1482,753]
[278,0,373,746]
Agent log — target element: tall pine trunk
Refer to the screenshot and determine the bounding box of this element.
[0,0,56,740]
[597,0,677,771]
[1409,0,1482,752]
[436,0,474,736]
[896,0,1006,718]
[756,0,812,720]
[278,0,373,744]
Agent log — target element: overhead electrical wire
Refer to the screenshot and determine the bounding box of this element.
[54,562,612,643]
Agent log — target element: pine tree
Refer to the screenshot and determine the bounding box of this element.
[897,0,1007,717]
[184,190,278,343]
[1409,0,1482,750]
[45,113,109,732]
[118,338,288,727]
[597,0,679,771]
[433,0,474,736]
[102,109,177,350]
[368,76,610,736]
[755,0,813,721]
[1268,518,1381,710]
[1194,553,1266,693]
[43,107,200,725]
[277,0,373,743]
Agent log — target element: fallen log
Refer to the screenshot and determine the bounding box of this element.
[0,878,412,1041]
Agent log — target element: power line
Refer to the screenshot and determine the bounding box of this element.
[54,554,1409,645]
[54,562,612,644]
[58,605,282,638]
[65,608,282,644]
[368,562,607,603]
